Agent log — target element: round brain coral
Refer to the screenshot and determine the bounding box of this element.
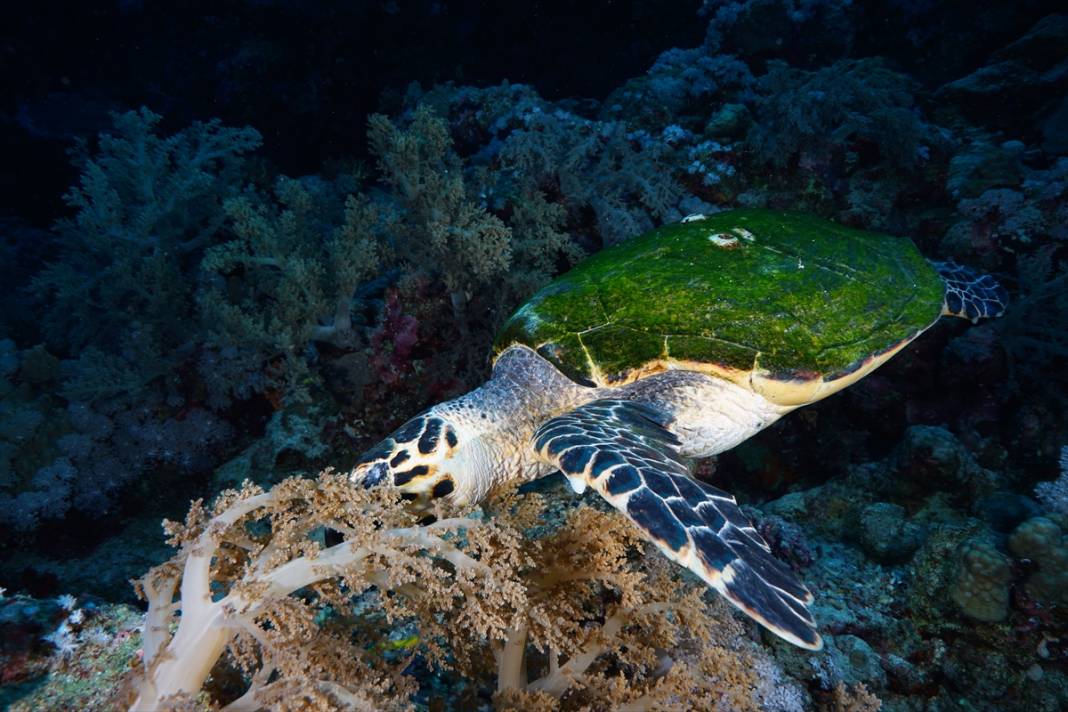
[1008,514,1068,606]
[951,538,1012,623]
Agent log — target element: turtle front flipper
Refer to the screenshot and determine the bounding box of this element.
[532,399,822,650]
[931,261,1008,322]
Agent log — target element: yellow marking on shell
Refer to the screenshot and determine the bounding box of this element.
[588,357,753,392]
[749,331,921,406]
[581,327,925,408]
[576,333,608,385]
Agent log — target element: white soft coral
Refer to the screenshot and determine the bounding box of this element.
[1035,446,1068,515]
[43,620,79,659]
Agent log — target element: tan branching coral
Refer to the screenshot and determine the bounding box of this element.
[119,472,775,711]
[201,176,385,353]
[820,682,882,712]
[369,106,512,300]
[121,473,501,709]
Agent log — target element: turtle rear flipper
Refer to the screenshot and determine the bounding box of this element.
[532,398,822,651]
[932,261,1008,322]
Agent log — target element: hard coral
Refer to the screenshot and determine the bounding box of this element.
[1008,514,1068,607]
[950,537,1012,623]
[3,598,145,712]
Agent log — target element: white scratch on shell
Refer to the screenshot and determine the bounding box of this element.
[708,232,739,248]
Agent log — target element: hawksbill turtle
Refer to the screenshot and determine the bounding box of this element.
[351,209,1006,650]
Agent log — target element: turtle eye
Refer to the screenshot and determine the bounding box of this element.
[356,439,393,466]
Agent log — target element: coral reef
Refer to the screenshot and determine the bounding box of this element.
[939,14,1068,134]
[601,48,753,131]
[0,340,234,535]
[854,502,924,565]
[2,2,1068,710]
[760,422,1068,710]
[117,473,799,710]
[0,592,143,711]
[199,173,385,403]
[747,58,928,172]
[497,106,688,245]
[2,98,596,538]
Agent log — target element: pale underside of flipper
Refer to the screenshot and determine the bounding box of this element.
[532,399,822,650]
[931,260,1008,322]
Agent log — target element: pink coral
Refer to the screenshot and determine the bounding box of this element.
[369,291,420,386]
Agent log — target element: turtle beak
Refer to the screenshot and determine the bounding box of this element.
[352,460,390,488]
[350,436,398,488]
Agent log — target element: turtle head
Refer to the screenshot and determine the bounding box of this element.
[350,409,480,508]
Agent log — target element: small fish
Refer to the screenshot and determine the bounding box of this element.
[378,634,420,651]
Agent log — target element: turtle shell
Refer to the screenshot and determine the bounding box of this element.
[493,209,945,406]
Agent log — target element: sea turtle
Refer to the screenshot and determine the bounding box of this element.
[350,208,1006,650]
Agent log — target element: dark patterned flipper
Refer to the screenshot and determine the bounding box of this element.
[533,399,822,650]
[931,261,1008,322]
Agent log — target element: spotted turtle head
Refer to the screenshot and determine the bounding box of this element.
[350,410,465,508]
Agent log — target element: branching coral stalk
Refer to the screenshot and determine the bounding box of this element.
[123,473,779,711]
[126,474,491,710]
[522,602,676,696]
[483,505,769,711]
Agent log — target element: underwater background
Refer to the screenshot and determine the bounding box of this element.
[1,1,1067,709]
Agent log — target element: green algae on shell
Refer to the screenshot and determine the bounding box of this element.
[494,209,944,405]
